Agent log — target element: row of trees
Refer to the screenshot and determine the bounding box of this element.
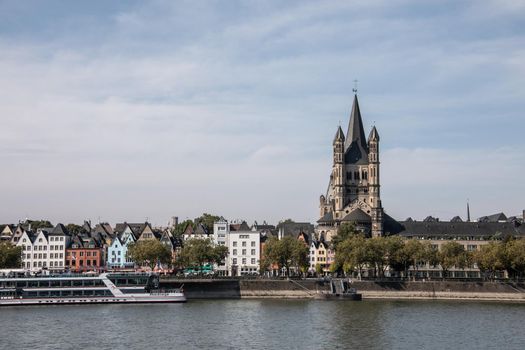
[333,223,525,280]
[260,236,309,276]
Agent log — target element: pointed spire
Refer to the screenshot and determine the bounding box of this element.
[467,201,471,222]
[333,126,345,144]
[345,94,368,151]
[368,126,379,142]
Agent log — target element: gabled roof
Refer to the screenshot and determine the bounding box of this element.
[451,216,463,223]
[51,223,69,236]
[194,223,209,235]
[317,211,333,224]
[344,95,369,165]
[183,224,194,235]
[368,126,379,142]
[230,221,251,232]
[333,126,345,144]
[341,208,371,223]
[478,213,507,223]
[398,221,522,239]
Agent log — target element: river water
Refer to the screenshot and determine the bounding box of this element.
[1,300,524,350]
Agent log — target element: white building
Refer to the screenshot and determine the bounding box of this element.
[213,219,262,276]
[16,224,70,272]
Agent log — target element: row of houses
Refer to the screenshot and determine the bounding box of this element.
[0,221,181,273]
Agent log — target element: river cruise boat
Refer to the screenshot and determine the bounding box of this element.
[0,272,186,306]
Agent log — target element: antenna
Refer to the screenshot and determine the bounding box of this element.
[352,79,358,94]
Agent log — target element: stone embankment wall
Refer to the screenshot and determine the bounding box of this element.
[160,279,525,302]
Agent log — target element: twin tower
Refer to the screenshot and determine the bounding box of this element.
[318,94,384,238]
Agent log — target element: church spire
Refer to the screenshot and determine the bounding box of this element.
[345,94,368,152]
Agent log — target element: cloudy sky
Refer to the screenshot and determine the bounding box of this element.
[1,0,524,226]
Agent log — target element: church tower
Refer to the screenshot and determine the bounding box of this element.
[318,94,384,238]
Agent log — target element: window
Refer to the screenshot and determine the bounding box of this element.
[251,258,256,265]
[242,241,246,247]
[23,238,27,243]
[43,254,47,259]
[251,241,256,247]
[233,242,237,247]
[232,258,237,265]
[80,252,84,257]
[59,261,63,267]
[242,249,246,255]
[242,258,246,265]
[251,249,256,255]
[233,249,237,255]
[60,253,63,258]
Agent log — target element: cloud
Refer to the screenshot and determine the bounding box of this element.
[0,1,523,225]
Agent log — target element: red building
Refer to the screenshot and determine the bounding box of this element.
[65,235,105,272]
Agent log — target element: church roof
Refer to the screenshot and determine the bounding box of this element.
[368,126,379,142]
[341,208,371,223]
[344,95,369,165]
[317,211,334,223]
[333,126,345,143]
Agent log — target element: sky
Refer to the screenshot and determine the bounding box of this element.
[1,0,524,226]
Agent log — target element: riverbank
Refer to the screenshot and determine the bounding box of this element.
[160,279,525,302]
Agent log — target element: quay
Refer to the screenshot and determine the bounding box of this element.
[159,278,525,302]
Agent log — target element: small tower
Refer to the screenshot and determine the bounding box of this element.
[368,126,383,237]
[333,126,345,212]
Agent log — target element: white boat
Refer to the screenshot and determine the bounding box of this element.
[0,272,186,306]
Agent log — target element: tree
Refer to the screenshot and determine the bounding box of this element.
[194,213,221,234]
[0,243,22,268]
[333,235,368,279]
[505,239,525,279]
[127,240,172,269]
[332,223,360,250]
[171,219,193,239]
[177,238,227,273]
[472,242,505,280]
[438,241,468,278]
[262,236,309,276]
[66,224,88,236]
[26,220,53,230]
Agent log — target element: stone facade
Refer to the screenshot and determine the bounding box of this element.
[318,94,384,238]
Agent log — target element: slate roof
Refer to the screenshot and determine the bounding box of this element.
[341,208,371,223]
[368,126,379,142]
[230,221,251,232]
[333,126,345,143]
[51,223,69,236]
[279,222,315,238]
[317,211,334,224]
[344,95,369,165]
[398,221,523,239]
[478,213,507,223]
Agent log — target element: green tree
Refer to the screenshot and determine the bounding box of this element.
[26,220,53,230]
[171,219,193,239]
[0,243,22,268]
[332,223,360,250]
[66,224,88,236]
[472,242,505,280]
[262,236,309,276]
[333,235,368,279]
[127,240,172,269]
[194,213,221,234]
[438,241,468,279]
[505,239,525,279]
[177,238,227,273]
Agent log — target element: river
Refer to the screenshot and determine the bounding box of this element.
[1,300,524,349]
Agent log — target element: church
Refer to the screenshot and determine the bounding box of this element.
[317,94,401,239]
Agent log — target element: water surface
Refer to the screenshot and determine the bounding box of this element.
[1,300,524,349]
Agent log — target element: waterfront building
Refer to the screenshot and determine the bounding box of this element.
[0,224,15,242]
[107,223,138,269]
[309,238,329,274]
[227,221,260,276]
[317,94,401,239]
[16,224,69,272]
[65,235,104,272]
[182,223,210,241]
